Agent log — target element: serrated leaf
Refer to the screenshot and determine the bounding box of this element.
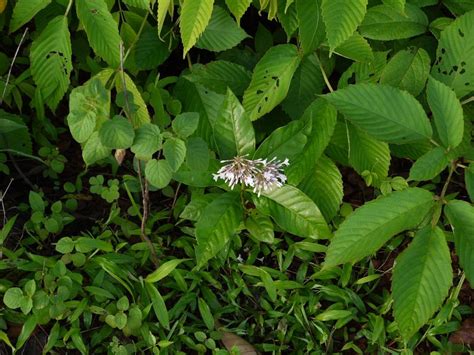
[299,155,343,222]
[215,89,255,159]
[254,185,330,239]
[122,0,149,9]
[157,0,174,37]
[195,192,243,267]
[321,0,368,52]
[225,0,252,24]
[10,0,51,33]
[466,163,474,202]
[67,109,96,144]
[180,0,215,57]
[132,25,172,71]
[131,123,162,160]
[30,16,72,111]
[325,83,432,144]
[76,0,121,67]
[99,116,135,149]
[245,210,274,243]
[82,132,111,166]
[145,159,173,188]
[426,77,464,149]
[380,47,431,97]
[196,6,249,52]
[296,0,325,55]
[163,137,186,172]
[408,147,449,181]
[277,0,298,39]
[243,44,301,121]
[383,0,406,12]
[431,10,474,98]
[172,112,200,138]
[445,200,474,286]
[186,137,209,171]
[115,72,151,128]
[334,32,374,63]
[359,4,428,40]
[392,226,452,340]
[324,188,434,267]
[338,50,389,88]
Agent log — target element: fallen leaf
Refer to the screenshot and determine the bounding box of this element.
[221,331,258,355]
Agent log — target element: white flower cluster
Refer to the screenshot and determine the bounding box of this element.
[213,156,289,196]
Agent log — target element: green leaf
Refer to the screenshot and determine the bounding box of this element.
[383,0,405,12]
[431,10,474,98]
[131,123,162,160]
[196,6,249,52]
[56,237,75,254]
[43,322,60,354]
[145,159,173,188]
[393,226,452,340]
[444,200,474,287]
[145,283,170,329]
[0,330,15,352]
[214,89,255,159]
[321,0,368,52]
[0,110,32,154]
[359,4,428,40]
[157,0,173,37]
[76,0,121,67]
[245,210,275,244]
[29,191,45,212]
[195,192,243,267]
[122,0,149,9]
[30,16,72,111]
[243,44,301,121]
[225,0,252,24]
[180,0,215,57]
[380,47,431,96]
[145,259,189,283]
[115,72,151,128]
[10,0,51,33]
[132,25,172,71]
[3,288,23,309]
[299,155,343,222]
[186,137,209,171]
[426,77,464,149]
[163,137,186,172]
[324,188,434,267]
[324,83,432,144]
[466,163,474,202]
[408,147,449,181]
[172,112,200,138]
[254,185,330,239]
[198,298,215,330]
[99,116,135,149]
[334,32,374,63]
[277,0,298,39]
[16,315,37,350]
[296,0,325,55]
[82,132,111,166]
[67,109,96,144]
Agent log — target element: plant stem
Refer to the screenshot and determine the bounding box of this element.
[461,96,474,105]
[440,161,456,202]
[64,0,74,17]
[315,52,334,93]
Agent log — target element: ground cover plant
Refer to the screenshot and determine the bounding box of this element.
[0,0,473,353]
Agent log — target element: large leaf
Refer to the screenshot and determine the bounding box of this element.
[180,0,215,57]
[444,200,474,287]
[296,0,325,55]
[324,188,434,267]
[82,132,111,166]
[380,47,431,97]
[115,73,151,128]
[254,185,330,239]
[431,10,474,98]
[225,0,252,24]
[99,116,135,149]
[195,192,243,267]
[196,6,249,52]
[321,0,368,52]
[299,155,343,222]
[76,0,121,67]
[214,89,255,159]
[132,25,172,71]
[131,123,162,160]
[0,109,32,154]
[408,147,449,181]
[426,77,464,149]
[243,44,301,121]
[392,226,452,340]
[324,83,432,144]
[10,0,51,33]
[359,4,428,40]
[30,16,72,111]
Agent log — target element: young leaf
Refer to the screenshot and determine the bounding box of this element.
[99,116,135,149]
[392,226,452,340]
[426,77,464,149]
[30,16,72,111]
[131,123,162,160]
[145,259,189,283]
[195,192,243,267]
[444,200,474,287]
[145,159,173,188]
[254,185,330,239]
[214,89,255,159]
[321,0,368,52]
[145,283,170,329]
[157,0,174,37]
[408,147,449,181]
[196,6,249,52]
[296,0,325,55]
[359,4,428,40]
[180,0,215,57]
[225,0,252,25]
[76,0,121,67]
[243,44,301,121]
[10,0,51,33]
[163,137,186,172]
[324,188,434,267]
[324,83,432,144]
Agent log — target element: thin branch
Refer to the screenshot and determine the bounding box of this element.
[461,96,474,105]
[315,52,334,93]
[64,0,74,17]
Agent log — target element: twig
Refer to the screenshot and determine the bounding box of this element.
[1,178,14,226]
[1,27,29,105]
[440,161,456,201]
[168,182,181,222]
[461,96,474,105]
[315,52,334,93]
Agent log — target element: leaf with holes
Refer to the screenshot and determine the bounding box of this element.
[393,226,452,340]
[180,0,214,57]
[296,0,325,55]
[30,16,72,111]
[324,83,432,144]
[243,44,301,121]
[10,0,51,33]
[408,147,449,181]
[324,188,434,267]
[321,0,368,52]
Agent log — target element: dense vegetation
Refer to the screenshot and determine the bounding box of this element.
[0,0,473,353]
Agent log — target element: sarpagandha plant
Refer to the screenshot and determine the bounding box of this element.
[0,0,473,353]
